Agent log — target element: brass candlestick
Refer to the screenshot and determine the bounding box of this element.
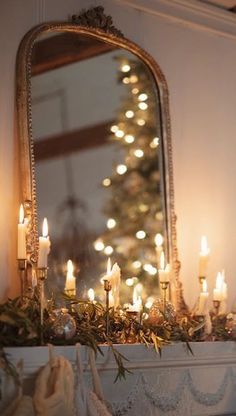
[37,267,47,345]
[213,300,221,316]
[103,279,112,336]
[199,276,206,289]
[18,259,27,301]
[160,281,170,315]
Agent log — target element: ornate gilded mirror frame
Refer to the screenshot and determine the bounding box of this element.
[16,7,186,312]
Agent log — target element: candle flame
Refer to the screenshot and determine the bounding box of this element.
[216,272,223,290]
[202,279,207,293]
[200,236,209,255]
[42,218,48,237]
[67,259,74,276]
[107,257,111,275]
[160,251,165,270]
[155,233,163,247]
[88,288,95,302]
[19,204,24,224]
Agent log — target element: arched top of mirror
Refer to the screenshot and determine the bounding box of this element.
[16,6,185,311]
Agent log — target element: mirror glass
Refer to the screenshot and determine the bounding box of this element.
[31,31,166,305]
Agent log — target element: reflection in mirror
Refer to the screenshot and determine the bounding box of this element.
[31,32,165,306]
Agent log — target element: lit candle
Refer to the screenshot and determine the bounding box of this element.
[88,288,95,302]
[199,236,210,277]
[127,288,143,312]
[17,204,27,259]
[38,218,50,268]
[111,263,121,309]
[213,272,223,301]
[65,259,76,296]
[198,279,209,315]
[158,252,170,283]
[155,233,163,268]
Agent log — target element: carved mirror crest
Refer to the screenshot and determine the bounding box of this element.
[16,7,186,312]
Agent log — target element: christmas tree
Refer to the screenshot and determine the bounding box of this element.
[95,55,165,304]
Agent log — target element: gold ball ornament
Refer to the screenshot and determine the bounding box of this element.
[148,299,176,325]
[225,312,236,336]
[50,308,76,340]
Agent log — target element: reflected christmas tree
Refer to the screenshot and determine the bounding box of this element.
[94,56,165,303]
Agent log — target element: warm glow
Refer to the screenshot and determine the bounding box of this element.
[121,64,131,73]
[110,125,118,133]
[130,75,138,83]
[145,296,154,309]
[115,129,125,138]
[42,218,48,237]
[134,149,144,158]
[116,164,127,175]
[139,204,149,212]
[137,119,145,126]
[216,272,223,290]
[126,278,134,287]
[107,218,116,229]
[88,288,95,302]
[202,280,208,293]
[124,134,135,144]
[94,239,104,251]
[136,230,146,239]
[150,137,159,148]
[132,260,141,269]
[132,87,139,94]
[19,204,24,224]
[200,236,210,255]
[155,233,163,247]
[125,110,134,119]
[104,246,113,255]
[138,102,148,110]
[107,257,111,275]
[122,77,130,84]
[143,264,157,275]
[102,178,111,187]
[67,259,74,276]
[133,286,138,304]
[160,251,165,270]
[138,93,148,101]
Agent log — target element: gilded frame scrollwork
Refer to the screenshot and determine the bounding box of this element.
[16,7,187,312]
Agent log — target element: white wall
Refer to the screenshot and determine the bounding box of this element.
[1,0,236,308]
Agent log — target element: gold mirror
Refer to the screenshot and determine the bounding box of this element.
[16,7,184,310]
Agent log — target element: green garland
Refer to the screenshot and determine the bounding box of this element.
[0,294,234,384]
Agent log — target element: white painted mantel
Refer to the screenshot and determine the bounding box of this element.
[1,342,236,415]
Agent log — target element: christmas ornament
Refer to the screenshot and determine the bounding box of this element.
[225,312,236,336]
[148,298,176,325]
[50,308,76,340]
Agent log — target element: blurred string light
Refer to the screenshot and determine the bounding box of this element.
[102,178,111,187]
[104,246,113,255]
[139,204,149,212]
[132,87,139,95]
[132,260,142,269]
[143,264,157,275]
[138,102,148,110]
[150,137,159,148]
[136,230,146,239]
[122,77,130,84]
[115,129,124,138]
[154,233,163,247]
[134,149,144,158]
[116,164,127,175]
[124,134,135,144]
[126,278,134,287]
[121,64,131,73]
[107,218,116,229]
[138,93,148,101]
[125,110,134,119]
[130,75,138,83]
[145,297,154,309]
[94,239,105,251]
[110,125,119,133]
[137,119,145,126]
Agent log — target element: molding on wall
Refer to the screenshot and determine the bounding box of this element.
[114,0,236,40]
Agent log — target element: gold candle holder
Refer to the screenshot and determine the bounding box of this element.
[37,267,47,345]
[103,279,112,336]
[213,300,221,316]
[199,276,206,289]
[18,259,27,301]
[160,281,170,315]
